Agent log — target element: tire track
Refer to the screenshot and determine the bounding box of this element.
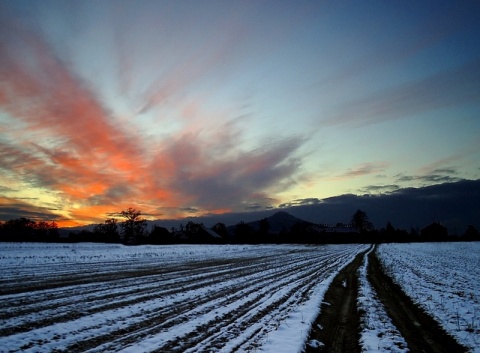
[304,247,368,353]
[368,247,468,353]
[305,245,469,353]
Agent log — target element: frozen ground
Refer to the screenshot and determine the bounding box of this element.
[0,242,368,353]
[357,247,408,353]
[378,242,480,353]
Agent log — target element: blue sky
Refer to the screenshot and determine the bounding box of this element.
[1,1,479,226]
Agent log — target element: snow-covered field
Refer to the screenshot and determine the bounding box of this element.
[0,242,368,353]
[377,242,480,353]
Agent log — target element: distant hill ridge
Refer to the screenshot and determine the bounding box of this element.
[60,179,480,236]
[245,211,311,233]
[61,210,309,237]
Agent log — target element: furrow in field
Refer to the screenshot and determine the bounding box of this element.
[0,258,258,325]
[120,270,319,351]
[0,245,367,353]
[65,253,330,352]
[193,248,364,352]
[102,253,345,353]
[0,252,314,336]
[187,266,326,353]
[0,258,235,295]
[0,248,326,350]
[155,265,326,352]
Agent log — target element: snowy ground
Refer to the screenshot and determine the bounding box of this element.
[357,247,408,353]
[377,242,480,353]
[0,242,368,353]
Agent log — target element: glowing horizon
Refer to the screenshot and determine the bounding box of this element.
[1,1,479,226]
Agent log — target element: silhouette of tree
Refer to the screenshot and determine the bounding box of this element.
[120,208,146,245]
[184,221,207,243]
[0,218,58,242]
[379,222,413,243]
[2,218,35,241]
[39,221,58,241]
[421,222,448,241]
[234,221,254,243]
[289,221,318,244]
[149,225,172,244]
[94,218,119,243]
[385,221,395,235]
[212,222,228,239]
[185,221,203,235]
[351,209,373,233]
[258,218,270,238]
[464,225,479,241]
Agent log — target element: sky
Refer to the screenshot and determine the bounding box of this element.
[1,1,479,227]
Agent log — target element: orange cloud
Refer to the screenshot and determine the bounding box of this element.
[0,13,308,226]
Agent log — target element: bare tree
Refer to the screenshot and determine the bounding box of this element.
[212,222,228,238]
[120,208,146,245]
[351,209,373,233]
[94,218,119,243]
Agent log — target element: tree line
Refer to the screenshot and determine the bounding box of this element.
[0,218,59,242]
[1,208,478,244]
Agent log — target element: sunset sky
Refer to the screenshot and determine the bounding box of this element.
[1,1,479,227]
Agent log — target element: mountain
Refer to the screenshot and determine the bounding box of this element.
[223,211,310,236]
[247,211,310,233]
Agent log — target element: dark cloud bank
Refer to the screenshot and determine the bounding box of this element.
[5,179,478,236]
[169,179,479,234]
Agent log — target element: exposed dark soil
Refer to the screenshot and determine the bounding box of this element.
[305,245,468,353]
[305,249,368,353]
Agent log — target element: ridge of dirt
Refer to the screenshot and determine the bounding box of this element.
[304,248,369,353]
[368,247,468,353]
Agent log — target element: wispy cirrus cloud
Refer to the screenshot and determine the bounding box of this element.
[335,162,389,180]
[0,196,61,222]
[0,14,308,225]
[316,2,475,91]
[323,58,480,128]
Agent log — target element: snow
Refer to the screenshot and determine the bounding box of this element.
[377,242,480,353]
[259,250,359,353]
[0,242,369,353]
[3,242,475,352]
[357,247,408,353]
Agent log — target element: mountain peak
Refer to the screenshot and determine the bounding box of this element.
[270,210,293,217]
[260,211,308,232]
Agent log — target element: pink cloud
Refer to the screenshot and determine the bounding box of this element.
[335,162,389,180]
[0,18,307,224]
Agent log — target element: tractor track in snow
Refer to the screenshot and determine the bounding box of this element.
[367,246,468,353]
[305,247,367,353]
[305,245,468,353]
